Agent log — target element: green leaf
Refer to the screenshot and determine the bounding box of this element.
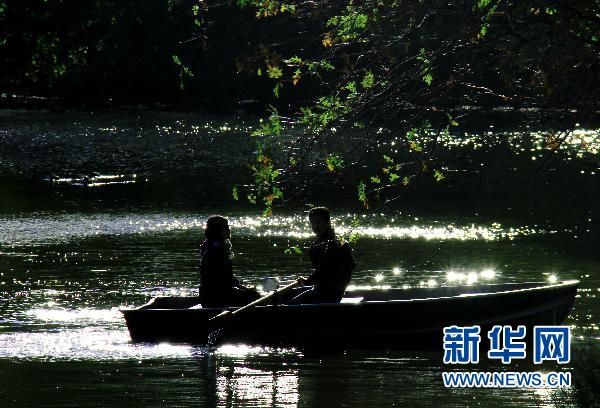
[267,65,283,79]
[406,126,422,140]
[326,155,344,171]
[348,232,360,244]
[251,109,282,137]
[477,0,492,10]
[416,48,430,63]
[284,245,303,255]
[292,68,301,85]
[423,73,433,86]
[355,14,368,29]
[287,56,303,64]
[361,71,374,89]
[345,81,357,94]
[320,61,335,71]
[326,7,368,41]
[232,186,239,201]
[410,140,423,152]
[480,23,489,37]
[357,181,368,208]
[433,170,445,182]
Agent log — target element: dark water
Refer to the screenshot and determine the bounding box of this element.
[0,110,598,407]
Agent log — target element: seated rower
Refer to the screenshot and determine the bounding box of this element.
[291,207,356,304]
[199,215,260,308]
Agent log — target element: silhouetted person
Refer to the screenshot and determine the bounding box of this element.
[291,207,356,304]
[199,215,260,308]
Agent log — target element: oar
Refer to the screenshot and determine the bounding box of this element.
[206,278,303,341]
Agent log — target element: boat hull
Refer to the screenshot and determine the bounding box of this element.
[122,281,578,349]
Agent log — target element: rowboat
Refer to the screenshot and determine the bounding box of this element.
[122,280,578,349]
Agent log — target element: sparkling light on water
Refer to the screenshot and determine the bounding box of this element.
[426,279,437,287]
[26,307,121,323]
[216,365,299,408]
[446,269,499,284]
[0,213,547,247]
[466,272,479,285]
[480,269,496,280]
[0,328,196,360]
[216,344,298,358]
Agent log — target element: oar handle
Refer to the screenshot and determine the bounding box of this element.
[208,278,303,325]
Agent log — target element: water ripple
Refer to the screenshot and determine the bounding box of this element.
[0,212,545,246]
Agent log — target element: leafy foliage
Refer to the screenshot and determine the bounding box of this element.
[227,0,599,214]
[1,0,598,216]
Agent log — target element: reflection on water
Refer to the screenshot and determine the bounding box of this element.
[0,209,596,407]
[446,269,497,285]
[1,111,597,185]
[216,344,300,359]
[0,346,577,408]
[43,173,139,188]
[437,127,600,158]
[0,212,549,247]
[0,329,195,361]
[216,365,299,408]
[26,307,121,323]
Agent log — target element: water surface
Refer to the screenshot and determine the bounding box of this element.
[0,110,598,407]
